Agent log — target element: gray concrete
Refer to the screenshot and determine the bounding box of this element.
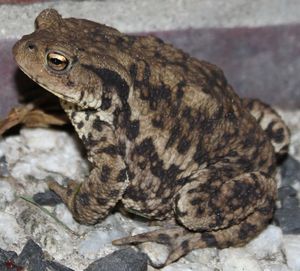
[1,0,300,117]
[1,0,300,38]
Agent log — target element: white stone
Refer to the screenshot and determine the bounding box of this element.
[79,229,122,257]
[21,128,61,151]
[219,247,262,271]
[0,211,25,248]
[262,263,292,271]
[184,247,218,265]
[23,128,86,178]
[78,214,129,259]
[139,242,169,267]
[246,225,283,259]
[0,143,4,157]
[0,180,15,208]
[162,262,214,271]
[283,235,300,271]
[0,135,23,165]
[53,204,79,231]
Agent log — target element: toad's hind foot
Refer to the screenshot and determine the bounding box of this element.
[113,209,270,267]
[112,225,197,267]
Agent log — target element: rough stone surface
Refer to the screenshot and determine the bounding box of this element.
[33,190,63,206]
[0,248,18,271]
[0,239,75,271]
[283,235,300,271]
[15,239,46,270]
[219,248,262,271]
[84,248,148,271]
[161,262,214,271]
[281,156,300,188]
[245,225,283,260]
[1,0,300,38]
[275,208,300,234]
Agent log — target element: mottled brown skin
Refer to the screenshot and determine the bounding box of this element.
[13,9,290,266]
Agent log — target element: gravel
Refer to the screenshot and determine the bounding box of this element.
[0,109,299,270]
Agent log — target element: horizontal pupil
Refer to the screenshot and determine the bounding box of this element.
[51,58,64,65]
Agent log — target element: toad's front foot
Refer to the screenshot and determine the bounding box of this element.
[47,179,81,211]
[47,167,125,224]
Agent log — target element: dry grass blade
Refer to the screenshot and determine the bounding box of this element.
[0,104,68,135]
[20,195,80,237]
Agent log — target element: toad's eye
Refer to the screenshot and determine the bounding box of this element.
[46,52,69,71]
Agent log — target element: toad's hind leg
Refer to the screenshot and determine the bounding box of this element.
[113,171,276,266]
[242,98,290,156]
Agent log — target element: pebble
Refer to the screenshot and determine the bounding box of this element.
[0,247,18,270]
[33,190,63,206]
[161,262,214,271]
[79,214,130,259]
[139,242,169,267]
[262,264,292,271]
[0,180,14,209]
[277,186,299,209]
[245,225,283,259]
[281,156,300,188]
[0,212,25,248]
[0,156,9,177]
[219,248,262,271]
[282,235,300,271]
[275,207,300,234]
[0,239,75,271]
[83,248,148,271]
[275,185,300,234]
[184,247,218,265]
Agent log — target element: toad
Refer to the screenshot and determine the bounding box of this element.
[13,9,290,266]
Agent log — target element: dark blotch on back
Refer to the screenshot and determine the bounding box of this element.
[151,115,164,128]
[99,144,119,155]
[126,120,140,140]
[129,63,138,78]
[117,168,127,182]
[135,137,155,156]
[177,137,191,154]
[82,65,129,102]
[100,165,111,183]
[165,121,181,149]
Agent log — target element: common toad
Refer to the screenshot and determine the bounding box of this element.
[13,9,290,266]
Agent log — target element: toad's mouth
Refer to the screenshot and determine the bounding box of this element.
[17,64,78,105]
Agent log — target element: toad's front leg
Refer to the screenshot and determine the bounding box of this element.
[48,121,128,224]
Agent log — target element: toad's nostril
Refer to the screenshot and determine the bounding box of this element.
[27,42,36,51]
